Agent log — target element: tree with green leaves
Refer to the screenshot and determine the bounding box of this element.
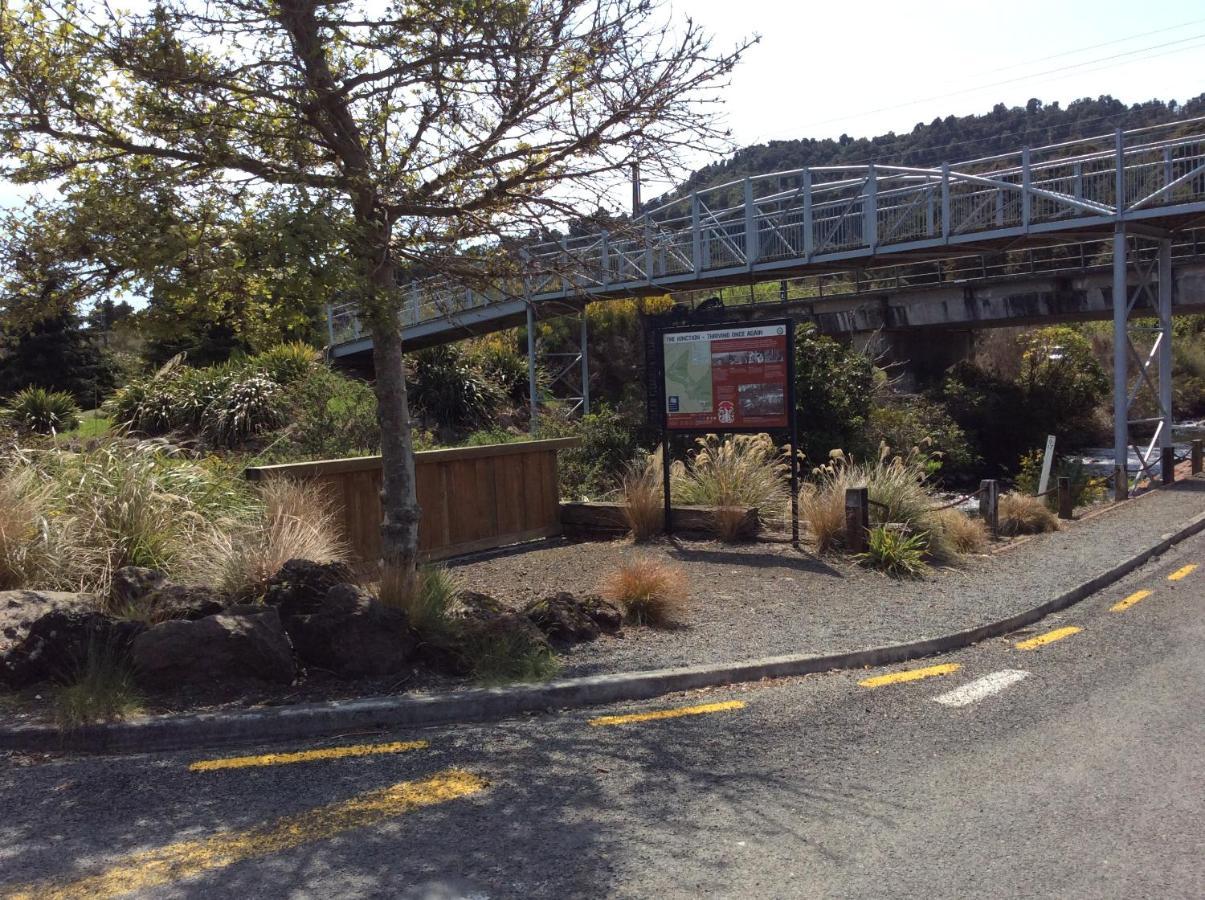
[1,0,746,590]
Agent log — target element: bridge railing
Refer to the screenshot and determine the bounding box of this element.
[327,118,1205,347]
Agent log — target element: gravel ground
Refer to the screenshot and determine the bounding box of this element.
[452,477,1205,678]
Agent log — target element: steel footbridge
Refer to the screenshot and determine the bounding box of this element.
[328,119,1205,493]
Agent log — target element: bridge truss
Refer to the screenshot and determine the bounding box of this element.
[329,118,1205,494]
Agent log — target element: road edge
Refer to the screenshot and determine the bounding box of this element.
[5,508,1204,755]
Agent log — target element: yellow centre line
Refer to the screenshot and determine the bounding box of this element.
[858,663,960,689]
[1111,589,1153,613]
[1015,626,1082,650]
[1168,563,1198,581]
[189,740,428,772]
[589,699,745,727]
[4,769,487,900]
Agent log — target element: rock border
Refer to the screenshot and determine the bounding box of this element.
[4,507,1204,756]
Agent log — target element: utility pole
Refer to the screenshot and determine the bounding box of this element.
[631,161,642,217]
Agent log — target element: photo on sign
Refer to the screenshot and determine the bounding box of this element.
[738,382,786,418]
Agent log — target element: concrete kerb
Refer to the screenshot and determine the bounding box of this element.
[5,508,1204,756]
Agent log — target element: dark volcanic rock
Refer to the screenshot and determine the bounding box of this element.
[0,590,93,653]
[524,592,622,644]
[142,584,226,623]
[285,584,416,678]
[110,566,169,610]
[2,609,145,687]
[263,559,357,618]
[132,605,295,688]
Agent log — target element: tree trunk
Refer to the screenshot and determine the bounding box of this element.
[365,259,422,598]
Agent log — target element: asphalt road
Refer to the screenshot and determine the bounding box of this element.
[1,531,1202,899]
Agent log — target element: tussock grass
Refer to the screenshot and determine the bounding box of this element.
[463,628,560,685]
[999,492,1059,536]
[52,642,143,730]
[380,565,459,636]
[931,508,989,554]
[600,557,688,627]
[205,477,347,599]
[0,467,53,590]
[672,434,789,540]
[620,452,663,542]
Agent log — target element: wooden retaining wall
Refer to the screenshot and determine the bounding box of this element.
[245,438,579,563]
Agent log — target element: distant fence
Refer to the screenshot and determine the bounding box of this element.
[245,437,579,563]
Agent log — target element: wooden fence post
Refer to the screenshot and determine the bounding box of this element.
[1057,476,1073,520]
[1113,466,1128,502]
[1161,446,1175,485]
[978,479,999,536]
[1192,439,1203,475]
[844,487,869,554]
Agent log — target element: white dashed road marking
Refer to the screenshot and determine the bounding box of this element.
[932,670,1030,708]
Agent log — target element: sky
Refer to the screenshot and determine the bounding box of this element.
[3,1,1203,214]
[636,0,1205,194]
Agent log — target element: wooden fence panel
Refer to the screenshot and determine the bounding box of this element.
[244,438,578,564]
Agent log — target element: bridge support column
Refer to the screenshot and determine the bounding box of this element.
[1110,227,1176,498]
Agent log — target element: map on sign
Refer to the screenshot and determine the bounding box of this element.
[662,323,790,430]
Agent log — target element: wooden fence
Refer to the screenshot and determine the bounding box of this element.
[245,437,579,563]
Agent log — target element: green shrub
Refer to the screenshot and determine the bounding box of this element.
[0,310,120,407]
[250,342,322,386]
[793,324,875,464]
[537,406,646,500]
[467,334,532,407]
[202,374,285,447]
[1015,450,1106,511]
[461,427,526,447]
[277,367,381,460]
[409,344,504,429]
[857,525,929,578]
[4,387,81,434]
[866,396,977,481]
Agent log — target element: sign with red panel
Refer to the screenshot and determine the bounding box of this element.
[662,322,790,431]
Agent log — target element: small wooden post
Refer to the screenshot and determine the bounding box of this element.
[1113,465,1128,502]
[978,479,999,536]
[1161,446,1175,485]
[1192,439,1203,475]
[1057,476,1073,520]
[844,487,869,553]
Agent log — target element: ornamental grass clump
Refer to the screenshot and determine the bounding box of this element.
[4,387,81,434]
[998,492,1059,536]
[380,565,459,637]
[672,433,790,540]
[857,525,930,578]
[52,639,143,730]
[620,451,663,542]
[0,466,53,590]
[600,557,688,627]
[930,508,989,555]
[206,477,347,599]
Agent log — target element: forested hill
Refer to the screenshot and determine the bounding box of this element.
[656,95,1205,205]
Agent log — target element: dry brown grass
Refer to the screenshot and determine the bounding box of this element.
[931,508,989,554]
[620,452,663,542]
[599,557,689,627]
[672,434,790,539]
[998,492,1059,536]
[799,479,846,552]
[206,477,348,598]
[0,467,50,590]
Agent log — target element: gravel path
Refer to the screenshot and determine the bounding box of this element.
[451,477,1205,678]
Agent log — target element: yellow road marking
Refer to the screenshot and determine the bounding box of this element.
[189,740,428,772]
[858,663,961,689]
[1168,563,1198,581]
[4,770,486,900]
[1015,626,1082,650]
[589,699,745,727]
[1111,589,1153,613]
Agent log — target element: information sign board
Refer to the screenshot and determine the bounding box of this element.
[661,322,791,431]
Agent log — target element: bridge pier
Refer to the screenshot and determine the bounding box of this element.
[1111,226,1176,498]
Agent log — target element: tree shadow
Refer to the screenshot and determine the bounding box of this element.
[666,539,845,578]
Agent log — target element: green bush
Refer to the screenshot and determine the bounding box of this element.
[857,525,929,578]
[1014,450,1106,511]
[278,367,381,459]
[52,639,143,729]
[537,406,646,500]
[0,310,120,407]
[467,335,532,407]
[793,324,875,465]
[249,342,321,386]
[462,626,560,685]
[202,374,285,447]
[4,387,81,434]
[409,344,504,430]
[867,396,977,481]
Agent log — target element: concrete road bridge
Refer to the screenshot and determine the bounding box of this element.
[328,119,1205,492]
